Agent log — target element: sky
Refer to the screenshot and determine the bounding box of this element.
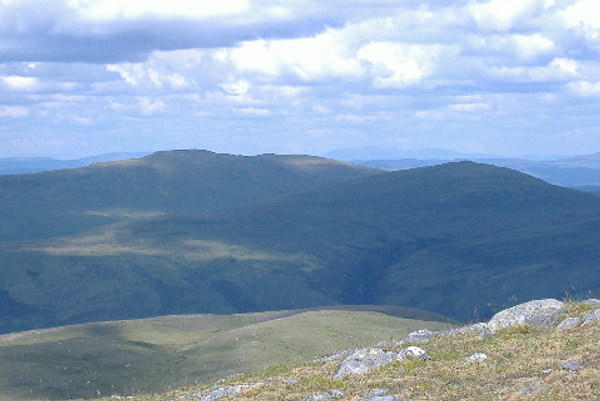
[1,0,600,159]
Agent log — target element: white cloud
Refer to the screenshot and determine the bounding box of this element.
[357,41,442,88]
[447,102,492,112]
[2,0,600,158]
[1,75,39,91]
[138,97,166,114]
[0,105,30,117]
[568,80,600,96]
[234,107,272,116]
[70,0,250,21]
[562,0,600,39]
[491,57,579,82]
[468,0,542,32]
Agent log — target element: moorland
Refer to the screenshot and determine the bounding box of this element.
[1,149,599,400]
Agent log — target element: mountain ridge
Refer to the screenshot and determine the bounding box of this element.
[1,159,599,332]
[0,149,380,243]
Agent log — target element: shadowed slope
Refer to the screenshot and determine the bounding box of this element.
[0,150,379,242]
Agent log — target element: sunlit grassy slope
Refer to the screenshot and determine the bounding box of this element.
[0,307,452,401]
[127,303,600,401]
[0,150,379,242]
[2,161,599,333]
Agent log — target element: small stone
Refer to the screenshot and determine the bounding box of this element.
[364,389,389,398]
[467,353,488,362]
[541,369,553,375]
[519,383,548,394]
[399,346,431,360]
[560,360,583,370]
[301,390,344,401]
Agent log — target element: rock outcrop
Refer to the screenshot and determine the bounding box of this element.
[486,299,566,332]
[171,298,600,401]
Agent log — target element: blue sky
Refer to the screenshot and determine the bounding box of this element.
[1,0,600,159]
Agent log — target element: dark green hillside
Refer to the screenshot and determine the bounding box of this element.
[1,161,600,332]
[0,150,379,242]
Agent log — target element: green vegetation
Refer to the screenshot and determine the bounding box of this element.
[0,308,451,400]
[0,150,379,242]
[1,158,600,332]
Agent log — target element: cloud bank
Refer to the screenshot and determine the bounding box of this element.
[1,0,600,158]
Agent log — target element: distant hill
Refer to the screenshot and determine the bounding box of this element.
[349,152,600,189]
[0,152,150,175]
[1,161,599,332]
[0,149,380,242]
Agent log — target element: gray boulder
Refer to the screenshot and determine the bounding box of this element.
[556,317,580,331]
[486,299,565,332]
[333,348,399,379]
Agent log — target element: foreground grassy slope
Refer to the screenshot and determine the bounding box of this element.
[126,302,600,401]
[0,307,451,401]
[2,161,600,332]
[0,150,379,242]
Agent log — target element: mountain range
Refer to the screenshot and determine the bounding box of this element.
[328,148,600,190]
[1,150,599,334]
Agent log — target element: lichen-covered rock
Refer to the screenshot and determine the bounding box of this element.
[486,299,565,332]
[556,317,580,331]
[333,348,399,379]
[581,309,600,326]
[581,298,600,307]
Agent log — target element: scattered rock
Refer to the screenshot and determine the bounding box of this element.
[519,381,548,394]
[467,353,488,362]
[401,323,488,345]
[487,299,565,332]
[364,389,389,398]
[582,309,600,326]
[402,329,439,344]
[560,359,583,374]
[581,298,600,307]
[556,316,581,330]
[313,349,353,363]
[176,384,253,401]
[300,390,344,401]
[398,346,431,360]
[333,348,399,379]
[361,389,410,401]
